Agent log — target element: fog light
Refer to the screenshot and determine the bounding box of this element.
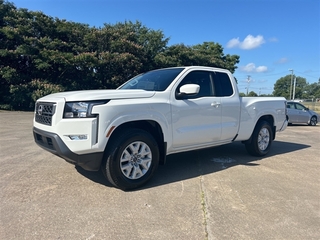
[67,135,88,140]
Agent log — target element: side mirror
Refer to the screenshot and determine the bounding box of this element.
[176,84,200,99]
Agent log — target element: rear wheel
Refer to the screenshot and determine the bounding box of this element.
[102,128,159,190]
[245,121,273,156]
[309,116,317,126]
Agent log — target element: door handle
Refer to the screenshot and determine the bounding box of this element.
[211,102,221,108]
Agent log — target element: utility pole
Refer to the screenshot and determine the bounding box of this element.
[289,69,294,100]
[292,77,297,100]
[246,75,251,96]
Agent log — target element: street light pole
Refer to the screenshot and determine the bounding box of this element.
[292,77,296,100]
[289,69,293,100]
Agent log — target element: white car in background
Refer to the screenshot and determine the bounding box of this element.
[287,101,319,126]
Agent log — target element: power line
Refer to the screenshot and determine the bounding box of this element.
[295,71,319,80]
[235,71,289,77]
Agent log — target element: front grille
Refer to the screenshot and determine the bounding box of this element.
[35,102,56,126]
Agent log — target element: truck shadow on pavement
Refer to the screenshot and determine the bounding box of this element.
[76,140,310,190]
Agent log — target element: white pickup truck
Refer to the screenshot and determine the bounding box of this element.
[33,66,288,190]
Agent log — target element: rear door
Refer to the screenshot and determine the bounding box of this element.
[287,102,298,122]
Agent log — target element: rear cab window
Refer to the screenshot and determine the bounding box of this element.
[211,71,234,97]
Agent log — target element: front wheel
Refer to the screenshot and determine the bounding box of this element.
[309,116,317,126]
[102,128,159,190]
[245,121,273,156]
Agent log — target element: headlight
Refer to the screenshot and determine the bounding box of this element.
[63,101,108,118]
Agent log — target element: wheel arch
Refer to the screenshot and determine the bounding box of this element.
[106,120,167,165]
[258,115,275,139]
[243,114,275,145]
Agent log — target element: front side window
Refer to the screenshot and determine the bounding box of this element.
[176,71,212,99]
[295,103,306,110]
[119,68,184,91]
[287,103,295,109]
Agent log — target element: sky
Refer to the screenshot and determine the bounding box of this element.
[10,0,320,95]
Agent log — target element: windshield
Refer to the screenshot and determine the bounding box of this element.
[119,68,184,91]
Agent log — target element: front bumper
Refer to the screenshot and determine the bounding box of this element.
[33,127,103,171]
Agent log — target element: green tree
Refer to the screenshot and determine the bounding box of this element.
[273,75,291,99]
[273,75,307,100]
[0,1,90,109]
[0,1,240,110]
[259,93,274,97]
[292,77,307,99]
[247,91,258,97]
[83,21,169,89]
[303,79,320,100]
[155,42,240,73]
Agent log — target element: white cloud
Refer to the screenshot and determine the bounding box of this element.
[269,37,278,42]
[226,37,240,48]
[226,35,265,50]
[241,35,265,49]
[276,57,288,64]
[241,63,256,72]
[256,66,268,72]
[240,63,268,73]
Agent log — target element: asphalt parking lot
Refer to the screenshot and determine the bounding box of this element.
[0,111,319,240]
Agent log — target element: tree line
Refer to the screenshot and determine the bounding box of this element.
[240,75,320,100]
[2,1,318,111]
[0,1,240,110]
[273,75,320,101]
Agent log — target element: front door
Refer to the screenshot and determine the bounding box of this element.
[171,70,222,149]
[294,103,310,123]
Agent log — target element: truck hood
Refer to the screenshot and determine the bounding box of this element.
[38,89,155,102]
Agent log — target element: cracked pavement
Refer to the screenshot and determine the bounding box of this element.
[1,111,319,239]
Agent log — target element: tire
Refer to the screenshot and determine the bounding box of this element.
[308,116,317,126]
[102,128,159,190]
[286,116,292,126]
[245,121,273,156]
